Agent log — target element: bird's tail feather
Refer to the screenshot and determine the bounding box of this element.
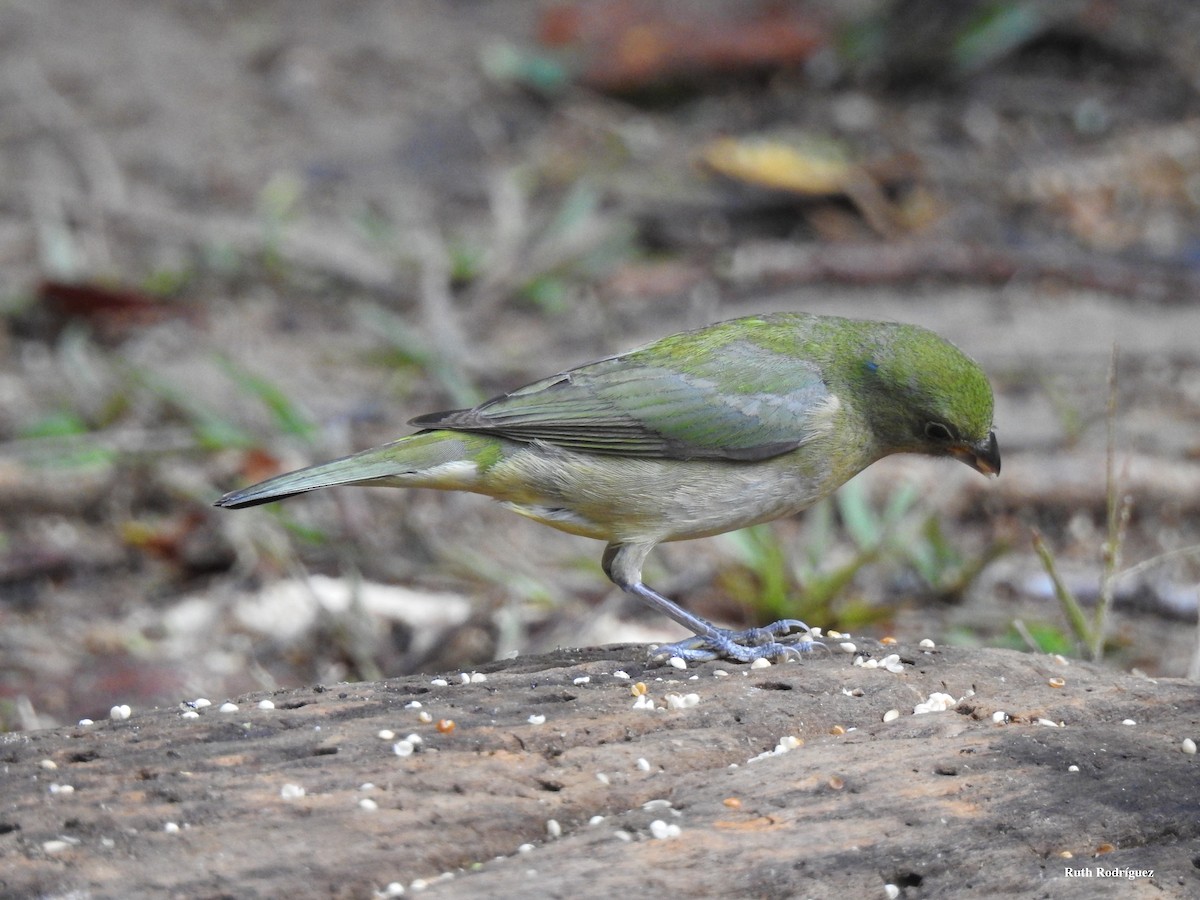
[214,431,479,509]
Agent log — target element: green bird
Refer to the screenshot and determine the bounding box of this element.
[216,312,999,663]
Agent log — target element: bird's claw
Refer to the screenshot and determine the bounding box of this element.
[651,619,822,665]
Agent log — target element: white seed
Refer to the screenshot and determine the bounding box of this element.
[48,783,74,794]
[393,740,415,757]
[649,819,681,839]
[516,843,535,854]
[884,885,901,900]
[405,700,423,709]
[528,714,546,725]
[713,669,729,678]
[459,673,471,685]
[164,822,180,834]
[417,711,433,724]
[219,702,239,713]
[589,815,605,825]
[595,772,610,785]
[430,678,449,687]
[839,642,857,654]
[180,710,200,719]
[405,733,423,745]
[546,819,561,838]
[613,670,630,680]
[109,705,132,721]
[667,656,687,670]
[358,797,379,811]
[1036,718,1061,728]
[749,657,772,669]
[636,758,651,772]
[191,698,212,709]
[1122,719,1136,726]
[77,719,94,727]
[914,692,958,714]
[573,676,591,685]
[992,710,1008,724]
[1182,738,1197,755]
[919,638,936,649]
[257,699,275,710]
[38,759,57,770]
[42,839,73,854]
[379,882,405,898]
[280,784,305,800]
[883,709,901,723]
[1068,765,1079,772]
[378,729,396,740]
[470,672,488,683]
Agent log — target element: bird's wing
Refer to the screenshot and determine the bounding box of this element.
[410,336,833,461]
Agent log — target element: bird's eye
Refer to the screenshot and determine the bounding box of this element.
[924,421,955,442]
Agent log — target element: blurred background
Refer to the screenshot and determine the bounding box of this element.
[2,0,1199,729]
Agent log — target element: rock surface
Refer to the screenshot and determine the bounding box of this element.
[2,644,1196,899]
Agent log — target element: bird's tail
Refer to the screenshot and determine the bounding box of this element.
[215,430,493,509]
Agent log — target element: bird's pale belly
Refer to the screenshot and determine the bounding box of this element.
[474,442,854,544]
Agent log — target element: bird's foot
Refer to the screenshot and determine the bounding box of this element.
[651,619,821,664]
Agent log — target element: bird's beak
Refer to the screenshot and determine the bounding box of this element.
[951,431,1001,477]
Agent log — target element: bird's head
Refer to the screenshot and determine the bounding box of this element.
[852,323,1000,476]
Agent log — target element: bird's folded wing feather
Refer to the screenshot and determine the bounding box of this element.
[409,338,832,461]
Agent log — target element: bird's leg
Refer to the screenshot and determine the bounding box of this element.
[601,543,818,664]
